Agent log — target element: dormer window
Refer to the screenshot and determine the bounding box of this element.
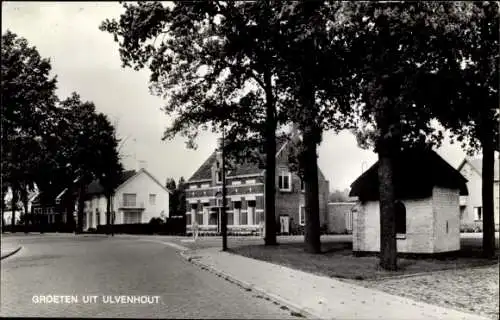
[278,170,292,192]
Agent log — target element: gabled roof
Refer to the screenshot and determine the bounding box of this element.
[457,157,499,181]
[188,136,289,182]
[349,149,468,201]
[85,170,137,196]
[115,168,172,194]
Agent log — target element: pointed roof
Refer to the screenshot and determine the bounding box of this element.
[458,157,499,181]
[85,170,137,196]
[187,136,290,182]
[349,149,468,201]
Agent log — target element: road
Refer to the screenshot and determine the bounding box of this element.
[0,234,296,318]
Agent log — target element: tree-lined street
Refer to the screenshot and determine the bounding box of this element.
[0,235,295,319]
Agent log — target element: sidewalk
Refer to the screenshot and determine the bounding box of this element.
[181,248,490,320]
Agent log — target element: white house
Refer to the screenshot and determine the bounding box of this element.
[349,149,468,254]
[83,169,170,230]
[2,186,39,226]
[457,157,499,231]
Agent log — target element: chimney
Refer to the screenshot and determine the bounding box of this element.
[137,160,147,171]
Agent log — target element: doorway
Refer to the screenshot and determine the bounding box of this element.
[280,215,290,234]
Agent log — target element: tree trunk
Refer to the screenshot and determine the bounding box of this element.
[377,145,398,270]
[481,135,495,258]
[303,127,321,253]
[1,187,6,233]
[106,193,111,235]
[11,188,18,232]
[21,186,29,234]
[264,69,277,246]
[77,184,85,233]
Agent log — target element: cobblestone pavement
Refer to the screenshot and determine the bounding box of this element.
[0,235,295,318]
[354,264,500,320]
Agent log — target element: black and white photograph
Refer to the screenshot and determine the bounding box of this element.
[1,1,499,319]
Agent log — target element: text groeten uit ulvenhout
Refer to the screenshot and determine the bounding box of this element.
[32,295,161,304]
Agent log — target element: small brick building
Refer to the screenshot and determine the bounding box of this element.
[349,149,468,254]
[185,135,330,235]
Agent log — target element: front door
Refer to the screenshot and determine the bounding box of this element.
[280,215,290,234]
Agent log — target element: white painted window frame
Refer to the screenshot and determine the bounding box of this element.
[278,171,292,192]
[149,194,156,205]
[299,205,305,226]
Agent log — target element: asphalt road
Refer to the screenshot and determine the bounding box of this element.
[0,235,296,318]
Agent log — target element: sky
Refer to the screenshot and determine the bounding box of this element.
[2,2,472,191]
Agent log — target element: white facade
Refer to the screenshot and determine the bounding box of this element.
[459,161,500,229]
[84,169,170,230]
[352,186,460,254]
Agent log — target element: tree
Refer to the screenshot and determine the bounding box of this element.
[100,1,292,245]
[340,2,461,269]
[424,2,499,257]
[94,113,124,235]
[177,177,187,217]
[1,30,58,232]
[166,178,178,216]
[329,189,350,203]
[58,93,107,233]
[276,2,357,253]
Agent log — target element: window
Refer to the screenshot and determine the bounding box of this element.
[149,194,156,205]
[189,185,198,190]
[202,203,210,225]
[474,207,483,221]
[299,205,305,226]
[227,211,234,225]
[246,179,256,185]
[395,201,406,235]
[201,183,210,188]
[123,193,137,207]
[96,209,100,226]
[233,201,242,210]
[232,180,242,185]
[233,201,243,225]
[278,171,292,191]
[196,212,203,225]
[209,211,218,225]
[240,211,248,225]
[186,213,192,225]
[216,170,222,183]
[124,211,141,224]
[248,200,257,225]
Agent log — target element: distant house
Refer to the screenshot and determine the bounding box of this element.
[83,169,170,231]
[349,149,468,254]
[185,135,330,235]
[457,157,500,231]
[327,202,357,234]
[3,187,39,226]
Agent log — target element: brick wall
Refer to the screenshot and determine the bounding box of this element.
[432,186,461,252]
[274,143,329,234]
[353,197,437,253]
[327,203,356,234]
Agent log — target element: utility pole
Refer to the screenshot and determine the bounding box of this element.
[221,128,228,251]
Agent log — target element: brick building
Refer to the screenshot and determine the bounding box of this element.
[185,135,330,235]
[349,149,468,254]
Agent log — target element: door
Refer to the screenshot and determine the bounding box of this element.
[280,215,290,234]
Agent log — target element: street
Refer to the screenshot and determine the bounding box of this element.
[0,235,295,318]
